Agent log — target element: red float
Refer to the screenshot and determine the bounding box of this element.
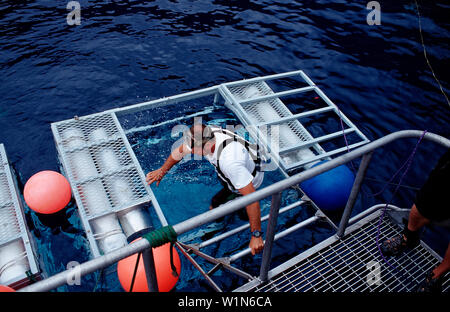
[117,241,181,292]
[24,170,71,214]
[0,285,15,292]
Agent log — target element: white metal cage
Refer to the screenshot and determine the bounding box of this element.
[51,70,370,259]
[0,144,40,287]
[220,70,369,173]
[52,112,160,258]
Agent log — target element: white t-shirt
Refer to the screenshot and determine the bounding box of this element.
[205,132,264,192]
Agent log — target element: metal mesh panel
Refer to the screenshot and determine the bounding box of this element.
[76,168,149,218]
[0,144,39,285]
[0,165,22,244]
[248,215,449,292]
[228,82,313,142]
[63,137,134,183]
[227,82,319,168]
[55,114,120,151]
[0,172,13,205]
[262,120,320,166]
[54,113,151,212]
[53,113,153,256]
[103,168,149,209]
[0,203,21,243]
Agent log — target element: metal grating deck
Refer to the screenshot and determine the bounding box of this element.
[236,210,449,292]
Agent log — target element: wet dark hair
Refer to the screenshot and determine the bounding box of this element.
[188,123,214,147]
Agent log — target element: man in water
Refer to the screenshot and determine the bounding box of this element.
[146,123,265,256]
[381,149,450,292]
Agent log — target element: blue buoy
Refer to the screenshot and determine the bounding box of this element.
[300,160,355,211]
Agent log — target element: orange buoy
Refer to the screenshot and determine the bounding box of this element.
[0,285,15,292]
[24,170,71,214]
[117,241,181,292]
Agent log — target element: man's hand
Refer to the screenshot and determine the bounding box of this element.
[238,182,264,256]
[146,168,167,186]
[249,236,264,255]
[146,144,190,186]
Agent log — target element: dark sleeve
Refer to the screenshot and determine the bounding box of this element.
[414,149,450,221]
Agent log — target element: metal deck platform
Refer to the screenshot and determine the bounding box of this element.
[234,209,449,292]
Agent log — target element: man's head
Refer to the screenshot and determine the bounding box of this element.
[185,123,215,156]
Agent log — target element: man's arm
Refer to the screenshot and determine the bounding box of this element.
[238,182,264,256]
[146,143,190,186]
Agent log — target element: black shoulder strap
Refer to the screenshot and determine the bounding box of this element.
[212,130,262,191]
[215,138,238,191]
[212,129,261,167]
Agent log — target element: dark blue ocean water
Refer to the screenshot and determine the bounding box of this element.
[0,1,449,292]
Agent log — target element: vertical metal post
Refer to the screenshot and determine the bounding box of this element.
[142,247,159,292]
[213,92,220,107]
[259,192,282,282]
[337,152,373,238]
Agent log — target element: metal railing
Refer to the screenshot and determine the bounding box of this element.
[19,130,450,292]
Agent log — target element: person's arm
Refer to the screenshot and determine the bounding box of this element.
[146,143,190,186]
[238,182,264,256]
